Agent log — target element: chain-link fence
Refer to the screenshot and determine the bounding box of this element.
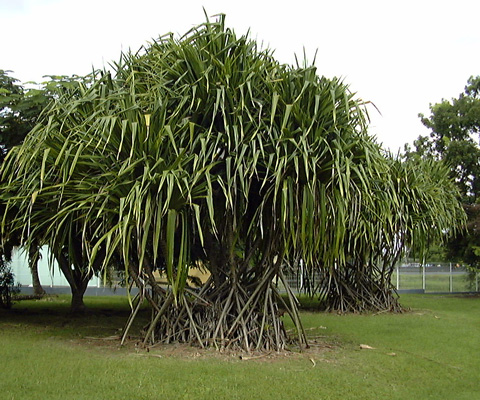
[393,262,479,293]
[281,262,480,294]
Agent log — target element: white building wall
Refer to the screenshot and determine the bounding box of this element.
[10,246,101,288]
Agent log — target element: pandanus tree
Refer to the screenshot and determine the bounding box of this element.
[0,73,99,304]
[310,155,465,312]
[1,16,465,348]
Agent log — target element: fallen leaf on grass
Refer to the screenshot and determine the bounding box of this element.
[239,352,272,361]
[84,335,121,341]
[360,344,375,350]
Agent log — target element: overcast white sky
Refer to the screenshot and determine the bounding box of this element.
[1,0,480,152]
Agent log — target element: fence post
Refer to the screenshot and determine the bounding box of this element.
[396,264,400,291]
[449,263,453,293]
[299,259,304,292]
[422,264,426,291]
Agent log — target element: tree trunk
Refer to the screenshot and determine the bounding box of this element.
[28,247,46,296]
[31,264,46,296]
[70,285,88,313]
[55,252,93,314]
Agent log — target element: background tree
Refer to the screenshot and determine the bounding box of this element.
[0,70,50,295]
[0,71,97,304]
[0,233,20,308]
[0,70,56,161]
[405,76,480,269]
[1,70,90,159]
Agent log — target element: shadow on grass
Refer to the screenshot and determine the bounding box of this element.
[1,295,150,342]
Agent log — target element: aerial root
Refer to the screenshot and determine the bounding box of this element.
[123,272,307,352]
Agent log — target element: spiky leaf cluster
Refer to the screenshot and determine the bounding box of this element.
[1,16,465,320]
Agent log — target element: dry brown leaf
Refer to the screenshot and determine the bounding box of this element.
[360,344,375,350]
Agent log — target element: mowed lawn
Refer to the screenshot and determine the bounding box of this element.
[0,294,478,400]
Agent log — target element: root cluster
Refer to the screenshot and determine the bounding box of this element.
[122,270,308,352]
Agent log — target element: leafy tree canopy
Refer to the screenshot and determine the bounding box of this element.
[406,76,480,201]
[0,70,87,162]
[0,71,95,310]
[405,76,480,267]
[0,70,45,161]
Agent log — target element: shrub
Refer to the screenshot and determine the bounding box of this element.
[0,258,19,309]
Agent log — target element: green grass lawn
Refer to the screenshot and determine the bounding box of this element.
[1,294,479,399]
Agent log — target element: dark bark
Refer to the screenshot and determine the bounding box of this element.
[28,246,46,296]
[70,285,88,314]
[55,251,93,314]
